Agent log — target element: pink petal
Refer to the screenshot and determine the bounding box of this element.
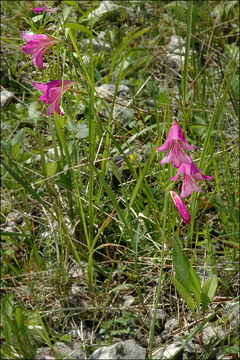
[20,31,50,42]
[160,141,191,168]
[46,101,56,116]
[167,121,195,150]
[170,191,190,224]
[32,48,45,70]
[54,97,63,116]
[170,173,180,181]
[33,80,75,116]
[156,139,170,152]
[173,160,200,176]
[21,43,36,55]
[47,85,61,103]
[20,31,35,42]
[180,139,195,151]
[193,172,214,181]
[45,80,63,88]
[20,32,55,70]
[181,174,203,198]
[32,81,47,93]
[32,6,55,13]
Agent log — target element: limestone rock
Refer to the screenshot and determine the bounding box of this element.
[167,35,185,53]
[165,318,179,332]
[36,342,84,360]
[89,339,146,359]
[95,84,130,100]
[87,1,118,19]
[1,88,13,107]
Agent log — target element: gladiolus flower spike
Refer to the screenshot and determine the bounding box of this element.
[33,6,56,13]
[157,121,195,168]
[170,159,213,198]
[32,80,76,116]
[170,191,191,224]
[20,31,59,70]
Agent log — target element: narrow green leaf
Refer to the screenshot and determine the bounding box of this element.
[109,27,149,75]
[182,0,193,120]
[121,55,151,79]
[68,29,93,87]
[171,313,216,358]
[93,165,131,241]
[1,37,20,46]
[110,283,136,293]
[1,159,48,209]
[63,23,91,35]
[1,231,25,237]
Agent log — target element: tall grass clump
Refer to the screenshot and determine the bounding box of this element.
[1,1,239,359]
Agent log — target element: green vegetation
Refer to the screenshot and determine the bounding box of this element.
[1,1,239,359]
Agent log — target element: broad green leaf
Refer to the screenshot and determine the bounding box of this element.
[11,143,21,160]
[75,124,89,139]
[173,235,190,290]
[188,266,201,310]
[62,0,77,6]
[15,307,24,330]
[201,274,218,313]
[225,0,238,15]
[170,275,195,316]
[165,1,188,10]
[1,294,14,343]
[32,15,43,22]
[12,129,24,145]
[1,141,11,158]
[28,102,41,121]
[46,162,58,177]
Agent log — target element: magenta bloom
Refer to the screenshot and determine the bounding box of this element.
[20,31,59,70]
[170,159,213,198]
[170,191,190,224]
[32,80,76,116]
[157,121,195,168]
[32,6,56,13]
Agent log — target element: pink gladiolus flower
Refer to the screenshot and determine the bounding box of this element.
[20,31,59,70]
[170,159,213,198]
[32,6,56,13]
[157,120,195,168]
[170,191,190,224]
[32,80,76,116]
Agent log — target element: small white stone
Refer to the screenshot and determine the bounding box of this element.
[165,318,179,332]
[1,88,13,107]
[87,1,118,19]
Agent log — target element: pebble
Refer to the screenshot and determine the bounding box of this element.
[89,339,146,360]
[87,1,118,19]
[1,88,13,107]
[164,318,179,332]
